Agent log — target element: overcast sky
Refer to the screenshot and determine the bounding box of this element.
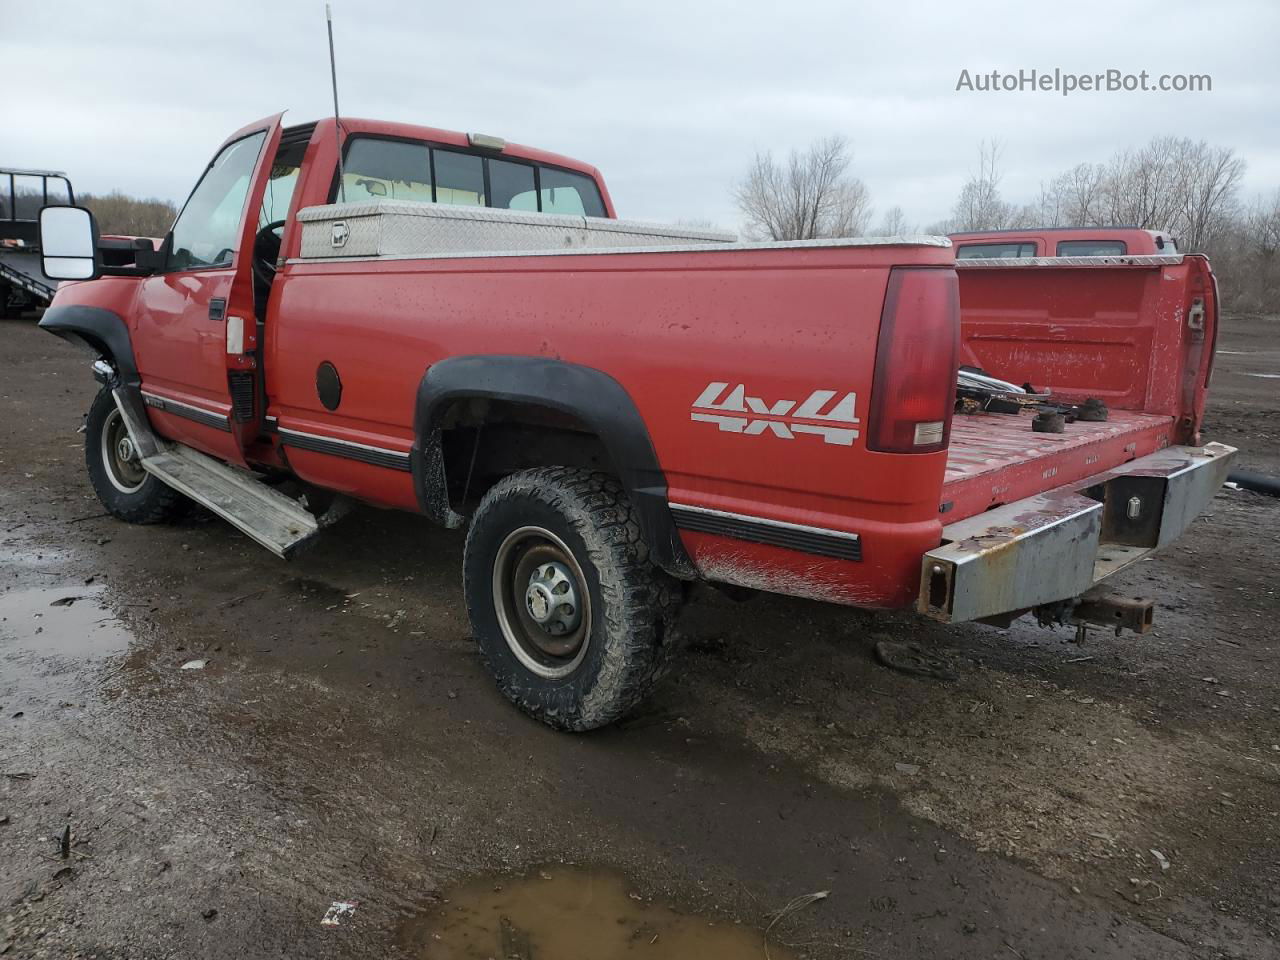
[5,0,1277,232]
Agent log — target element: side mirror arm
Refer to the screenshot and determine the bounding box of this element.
[101,232,170,277]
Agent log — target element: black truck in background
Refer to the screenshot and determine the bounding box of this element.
[0,168,73,317]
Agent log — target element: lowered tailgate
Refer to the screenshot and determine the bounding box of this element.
[920,441,1236,623]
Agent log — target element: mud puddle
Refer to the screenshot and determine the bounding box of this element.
[0,585,132,658]
[403,866,800,959]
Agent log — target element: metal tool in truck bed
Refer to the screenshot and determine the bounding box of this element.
[34,114,1235,729]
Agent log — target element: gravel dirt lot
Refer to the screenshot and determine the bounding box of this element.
[2,314,1278,959]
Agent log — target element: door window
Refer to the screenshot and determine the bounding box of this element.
[168,131,267,271]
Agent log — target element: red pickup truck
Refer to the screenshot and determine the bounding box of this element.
[36,114,1235,730]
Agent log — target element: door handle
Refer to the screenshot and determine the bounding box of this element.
[209,298,226,322]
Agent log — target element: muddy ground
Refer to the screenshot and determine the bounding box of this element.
[1,314,1278,959]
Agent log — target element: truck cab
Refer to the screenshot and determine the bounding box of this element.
[949,226,1179,259]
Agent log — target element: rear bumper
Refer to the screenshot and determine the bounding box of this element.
[917,442,1237,623]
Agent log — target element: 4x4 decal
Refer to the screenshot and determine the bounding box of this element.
[691,382,860,445]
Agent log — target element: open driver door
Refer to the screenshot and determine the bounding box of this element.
[130,113,285,467]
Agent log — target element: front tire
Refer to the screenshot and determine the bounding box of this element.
[463,467,681,731]
[85,387,187,524]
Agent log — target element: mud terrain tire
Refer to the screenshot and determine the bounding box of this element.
[464,467,681,731]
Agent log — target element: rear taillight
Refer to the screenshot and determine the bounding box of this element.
[867,267,959,454]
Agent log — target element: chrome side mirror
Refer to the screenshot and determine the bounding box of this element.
[39,205,100,281]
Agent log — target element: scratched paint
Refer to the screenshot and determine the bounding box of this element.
[693,550,880,606]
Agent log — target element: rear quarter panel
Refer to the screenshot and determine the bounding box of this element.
[268,242,954,607]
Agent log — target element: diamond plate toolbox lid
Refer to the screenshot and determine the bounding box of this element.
[296,200,737,259]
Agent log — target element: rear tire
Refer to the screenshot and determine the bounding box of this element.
[463,467,681,731]
[85,387,187,524]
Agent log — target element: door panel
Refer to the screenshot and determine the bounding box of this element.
[133,114,284,465]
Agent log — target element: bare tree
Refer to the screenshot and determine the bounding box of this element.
[1099,138,1186,232]
[1002,136,1245,251]
[1211,189,1280,312]
[1005,202,1043,230]
[1038,162,1107,227]
[1175,141,1246,251]
[734,135,872,240]
[873,205,909,236]
[950,140,1015,232]
[1033,179,1066,228]
[1249,189,1280,259]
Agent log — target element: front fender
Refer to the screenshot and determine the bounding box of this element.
[39,302,140,386]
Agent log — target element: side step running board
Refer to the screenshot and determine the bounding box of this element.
[112,388,319,559]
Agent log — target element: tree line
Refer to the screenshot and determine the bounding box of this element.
[79,191,178,240]
[735,136,1279,312]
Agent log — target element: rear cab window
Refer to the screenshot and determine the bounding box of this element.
[1057,240,1126,256]
[432,150,485,206]
[537,167,602,216]
[334,136,605,218]
[340,139,432,203]
[955,242,1037,259]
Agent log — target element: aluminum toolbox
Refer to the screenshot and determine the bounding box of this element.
[296,200,738,260]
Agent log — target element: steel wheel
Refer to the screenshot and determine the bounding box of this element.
[84,387,186,524]
[100,406,146,494]
[492,524,592,679]
[465,468,682,730]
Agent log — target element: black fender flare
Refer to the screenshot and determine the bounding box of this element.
[38,304,139,386]
[412,355,694,579]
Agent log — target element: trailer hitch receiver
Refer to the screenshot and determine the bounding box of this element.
[1034,587,1154,638]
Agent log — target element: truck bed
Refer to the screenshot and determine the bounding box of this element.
[943,408,1176,521]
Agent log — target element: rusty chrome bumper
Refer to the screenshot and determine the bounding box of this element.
[918,442,1237,624]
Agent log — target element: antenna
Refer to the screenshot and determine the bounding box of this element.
[325,3,345,201]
